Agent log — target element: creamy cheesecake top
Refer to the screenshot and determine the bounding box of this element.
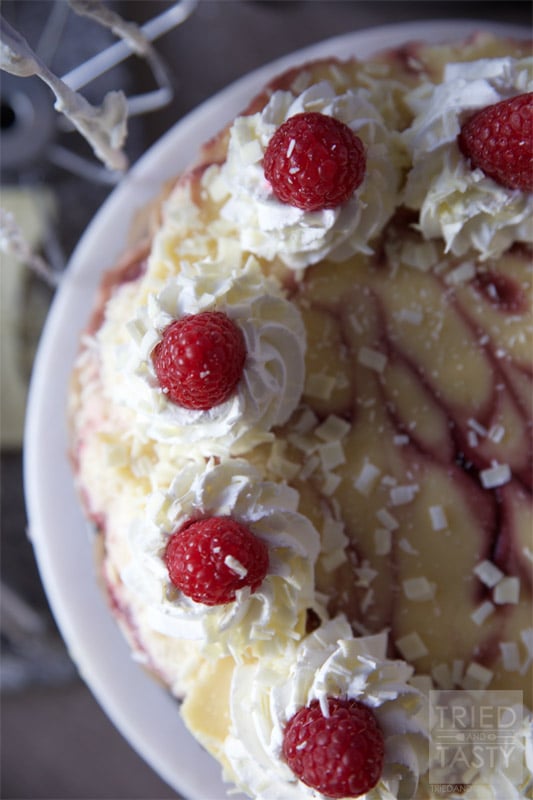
[69,33,533,800]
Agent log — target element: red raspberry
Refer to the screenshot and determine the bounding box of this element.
[152,311,246,410]
[282,697,385,799]
[164,516,269,606]
[458,92,533,191]
[263,112,366,211]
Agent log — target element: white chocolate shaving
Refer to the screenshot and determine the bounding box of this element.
[432,663,454,689]
[429,505,448,531]
[461,662,493,689]
[444,261,476,285]
[471,600,495,625]
[358,346,388,373]
[224,555,248,579]
[399,538,419,555]
[318,440,345,471]
[354,462,381,496]
[393,434,410,446]
[396,632,429,660]
[390,484,419,506]
[493,576,520,605]
[304,373,335,400]
[480,463,512,489]
[474,560,504,588]
[468,418,488,437]
[488,424,506,443]
[376,508,399,531]
[374,528,392,555]
[315,414,351,442]
[402,577,435,601]
[322,472,341,496]
[500,642,521,672]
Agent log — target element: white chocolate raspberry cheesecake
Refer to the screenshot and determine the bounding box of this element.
[68,32,533,800]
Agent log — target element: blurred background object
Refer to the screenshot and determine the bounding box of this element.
[1,2,530,798]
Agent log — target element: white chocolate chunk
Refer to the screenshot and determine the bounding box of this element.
[299,455,320,480]
[473,560,504,588]
[354,462,381,496]
[318,441,345,471]
[488,424,505,443]
[396,632,428,660]
[376,508,399,531]
[480,462,511,489]
[322,517,347,552]
[358,346,387,373]
[444,261,476,285]
[522,546,533,563]
[390,484,419,506]
[374,528,392,556]
[452,660,465,686]
[470,600,495,626]
[320,549,347,573]
[305,373,336,400]
[432,663,454,689]
[461,662,494,689]
[429,505,448,531]
[399,538,419,555]
[355,564,378,588]
[224,555,247,579]
[393,434,410,446]
[315,415,350,441]
[322,472,341,496]
[493,576,520,605]
[403,577,435,601]
[468,418,487,437]
[500,642,521,672]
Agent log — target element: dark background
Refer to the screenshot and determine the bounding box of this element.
[1,2,531,799]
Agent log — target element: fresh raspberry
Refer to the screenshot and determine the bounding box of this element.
[164,516,269,606]
[152,311,246,410]
[263,112,366,211]
[458,92,533,191]
[282,697,385,799]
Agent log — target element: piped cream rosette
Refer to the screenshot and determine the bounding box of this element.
[121,458,324,660]
[403,57,533,260]
[98,253,306,457]
[205,79,406,269]
[223,615,429,800]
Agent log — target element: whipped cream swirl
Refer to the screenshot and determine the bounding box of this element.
[121,458,323,659]
[403,57,533,260]
[98,254,306,456]
[224,616,429,800]
[206,80,405,269]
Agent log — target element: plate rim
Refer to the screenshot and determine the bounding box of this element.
[23,19,531,800]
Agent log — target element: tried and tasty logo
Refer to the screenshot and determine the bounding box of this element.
[428,690,525,794]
